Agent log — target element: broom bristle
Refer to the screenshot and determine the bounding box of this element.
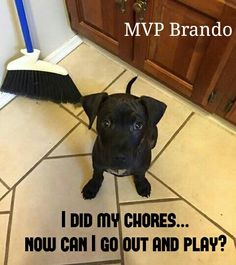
[1,70,81,104]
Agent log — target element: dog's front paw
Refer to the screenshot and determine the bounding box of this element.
[82,179,101,200]
[134,178,151,198]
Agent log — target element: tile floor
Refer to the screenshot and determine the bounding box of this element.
[0,43,236,265]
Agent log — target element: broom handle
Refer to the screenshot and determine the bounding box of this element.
[15,0,34,53]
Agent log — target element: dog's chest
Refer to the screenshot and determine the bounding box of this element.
[106,168,130,176]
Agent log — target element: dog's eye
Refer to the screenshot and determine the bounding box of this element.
[102,119,111,128]
[133,121,143,130]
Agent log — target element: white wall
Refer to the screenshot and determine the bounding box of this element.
[0,0,76,85]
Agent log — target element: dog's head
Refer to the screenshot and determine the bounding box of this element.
[81,92,166,169]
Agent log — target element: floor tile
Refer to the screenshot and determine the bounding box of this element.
[0,183,8,198]
[49,123,96,157]
[0,214,9,265]
[0,191,12,212]
[150,114,236,236]
[2,39,235,265]
[0,98,78,187]
[8,157,120,265]
[59,44,125,115]
[117,173,178,203]
[61,103,82,117]
[79,71,193,160]
[120,201,236,265]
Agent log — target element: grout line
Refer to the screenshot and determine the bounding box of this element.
[60,69,127,121]
[76,69,127,118]
[76,70,127,113]
[60,69,127,133]
[1,186,16,204]
[0,66,126,211]
[101,69,127,93]
[0,211,11,215]
[59,104,97,134]
[4,188,16,265]
[63,259,121,265]
[151,112,194,166]
[76,116,97,134]
[59,104,82,119]
[75,70,127,130]
[120,197,182,206]
[76,109,84,117]
[147,170,236,242]
[46,153,92,160]
[0,122,81,202]
[84,38,236,133]
[0,179,10,190]
[114,178,125,265]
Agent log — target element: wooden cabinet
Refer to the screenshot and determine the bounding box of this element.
[65,0,134,61]
[212,44,236,124]
[225,105,236,124]
[133,0,216,98]
[66,0,236,125]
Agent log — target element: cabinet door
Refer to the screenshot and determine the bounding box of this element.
[214,45,236,124]
[216,89,236,125]
[214,86,236,125]
[133,0,219,98]
[191,3,236,110]
[225,105,236,124]
[66,0,134,61]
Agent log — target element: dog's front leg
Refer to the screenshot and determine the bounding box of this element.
[133,173,151,198]
[82,168,104,199]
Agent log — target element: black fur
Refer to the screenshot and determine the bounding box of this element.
[81,77,167,199]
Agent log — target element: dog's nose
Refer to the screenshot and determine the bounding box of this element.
[114,154,126,163]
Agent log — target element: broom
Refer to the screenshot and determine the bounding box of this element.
[1,0,81,104]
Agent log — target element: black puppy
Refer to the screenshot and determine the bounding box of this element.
[81,77,167,199]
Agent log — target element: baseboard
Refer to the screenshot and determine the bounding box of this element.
[0,35,83,109]
[0,92,15,109]
[44,35,83,64]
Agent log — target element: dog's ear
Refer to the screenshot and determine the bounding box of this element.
[81,93,108,129]
[140,96,167,126]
